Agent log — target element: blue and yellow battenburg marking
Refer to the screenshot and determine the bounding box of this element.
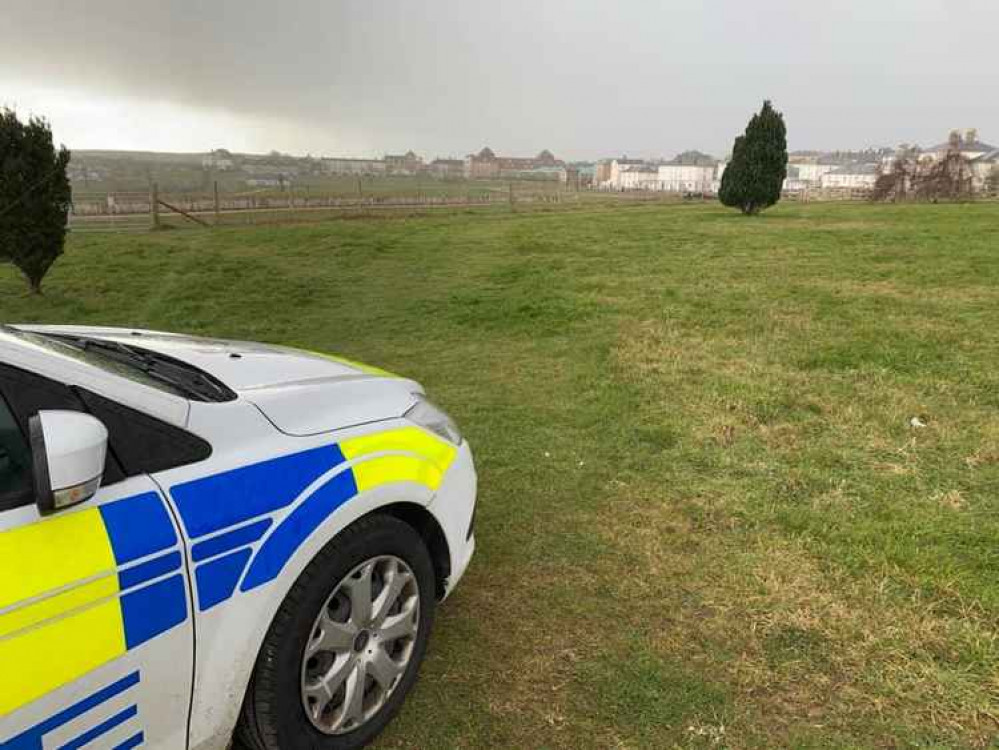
[0,425,455,718]
[171,427,456,613]
[4,671,143,750]
[0,494,185,716]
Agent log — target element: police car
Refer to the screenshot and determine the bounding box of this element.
[0,325,476,750]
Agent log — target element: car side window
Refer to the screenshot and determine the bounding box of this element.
[0,391,32,509]
[0,363,126,491]
[0,364,211,501]
[77,389,212,475]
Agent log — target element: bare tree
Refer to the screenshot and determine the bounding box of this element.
[913,149,974,202]
[871,145,917,202]
[871,137,975,203]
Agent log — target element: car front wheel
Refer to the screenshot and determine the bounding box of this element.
[238,514,437,750]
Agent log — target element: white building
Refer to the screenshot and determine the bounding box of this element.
[604,158,648,188]
[782,165,811,192]
[322,157,387,176]
[617,165,659,190]
[789,161,838,182]
[925,130,997,163]
[970,150,999,192]
[202,150,235,171]
[246,176,286,187]
[820,163,879,190]
[656,163,715,193]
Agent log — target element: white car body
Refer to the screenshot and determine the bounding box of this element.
[0,325,476,750]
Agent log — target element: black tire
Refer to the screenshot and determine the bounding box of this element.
[237,514,437,750]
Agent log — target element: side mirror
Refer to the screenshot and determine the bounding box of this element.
[29,411,108,514]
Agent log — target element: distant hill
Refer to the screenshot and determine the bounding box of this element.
[71,149,206,165]
[66,149,323,193]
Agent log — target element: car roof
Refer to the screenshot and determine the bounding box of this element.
[0,325,190,427]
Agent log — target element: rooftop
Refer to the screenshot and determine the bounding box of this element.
[828,163,879,175]
[971,149,999,164]
[929,139,998,153]
[669,150,717,166]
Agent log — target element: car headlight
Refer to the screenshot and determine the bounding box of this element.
[405,395,462,445]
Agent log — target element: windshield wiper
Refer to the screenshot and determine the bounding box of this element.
[58,336,235,402]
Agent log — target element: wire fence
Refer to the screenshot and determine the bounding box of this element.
[65,181,999,234]
[68,182,585,232]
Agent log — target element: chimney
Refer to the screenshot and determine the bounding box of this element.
[949,130,963,149]
[966,129,978,146]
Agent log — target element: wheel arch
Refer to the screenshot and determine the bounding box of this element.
[369,502,451,600]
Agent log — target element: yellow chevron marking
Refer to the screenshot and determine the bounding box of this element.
[350,454,446,493]
[340,427,457,474]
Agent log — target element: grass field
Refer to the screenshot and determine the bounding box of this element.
[72,173,572,201]
[3,202,998,748]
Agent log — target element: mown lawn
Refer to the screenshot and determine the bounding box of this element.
[3,201,998,748]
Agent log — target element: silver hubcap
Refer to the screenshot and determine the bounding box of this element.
[300,556,420,734]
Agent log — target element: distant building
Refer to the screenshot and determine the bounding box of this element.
[918,130,998,195]
[384,151,424,175]
[617,165,659,191]
[655,151,715,192]
[202,149,235,171]
[463,147,562,180]
[970,150,999,193]
[820,163,879,190]
[243,162,300,176]
[788,159,839,183]
[782,165,811,192]
[572,164,595,188]
[428,158,465,178]
[496,165,568,182]
[596,151,723,193]
[246,175,289,188]
[925,129,997,162]
[322,157,387,176]
[67,163,108,183]
[605,158,648,189]
[593,160,613,186]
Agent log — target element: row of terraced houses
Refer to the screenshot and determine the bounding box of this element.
[316,147,576,183]
[593,129,998,195]
[199,128,998,195]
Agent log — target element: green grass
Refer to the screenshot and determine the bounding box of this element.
[3,201,999,748]
[73,172,572,199]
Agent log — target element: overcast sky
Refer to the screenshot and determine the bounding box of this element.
[2,0,996,159]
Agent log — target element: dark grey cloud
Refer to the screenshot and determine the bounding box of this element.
[3,0,997,157]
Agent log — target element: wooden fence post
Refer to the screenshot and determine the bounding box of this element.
[151,183,160,229]
[213,181,220,224]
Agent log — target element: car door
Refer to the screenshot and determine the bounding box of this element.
[0,366,195,750]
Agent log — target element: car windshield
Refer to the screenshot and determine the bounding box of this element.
[3,326,236,403]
